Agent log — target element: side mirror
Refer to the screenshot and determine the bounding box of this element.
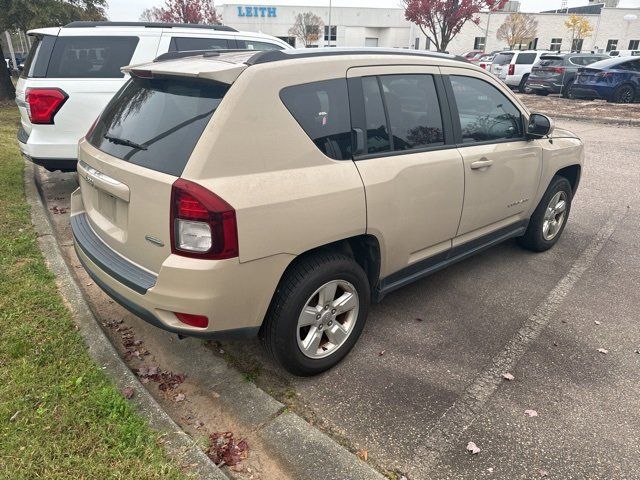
[527,113,554,138]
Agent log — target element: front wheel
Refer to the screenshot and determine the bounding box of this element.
[261,252,370,376]
[518,176,572,252]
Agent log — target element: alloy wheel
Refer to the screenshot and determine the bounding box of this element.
[296,280,359,359]
[542,191,568,241]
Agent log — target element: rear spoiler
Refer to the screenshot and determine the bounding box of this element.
[153,49,255,62]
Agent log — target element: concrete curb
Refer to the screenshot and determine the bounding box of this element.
[549,113,640,127]
[24,160,228,480]
[26,162,387,480]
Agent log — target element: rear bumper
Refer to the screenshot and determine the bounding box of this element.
[18,126,78,171]
[525,80,562,94]
[70,188,291,339]
[570,84,612,100]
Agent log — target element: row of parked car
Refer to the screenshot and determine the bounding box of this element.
[463,49,640,103]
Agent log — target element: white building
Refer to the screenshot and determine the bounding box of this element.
[219,2,640,54]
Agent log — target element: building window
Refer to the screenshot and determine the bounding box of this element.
[425,37,431,50]
[572,38,584,52]
[365,37,378,47]
[415,37,420,49]
[474,37,486,50]
[629,39,640,50]
[550,38,562,51]
[606,39,618,52]
[528,38,538,50]
[324,26,337,42]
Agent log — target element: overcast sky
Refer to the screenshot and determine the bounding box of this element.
[107,0,640,23]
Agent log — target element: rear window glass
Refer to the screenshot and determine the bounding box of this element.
[21,35,56,78]
[236,39,283,50]
[539,56,564,67]
[515,53,537,65]
[169,37,230,51]
[46,36,139,78]
[280,79,352,160]
[493,53,514,65]
[88,76,227,176]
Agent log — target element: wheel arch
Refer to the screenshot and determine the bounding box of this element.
[555,164,581,194]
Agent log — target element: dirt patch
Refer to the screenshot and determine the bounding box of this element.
[516,93,640,123]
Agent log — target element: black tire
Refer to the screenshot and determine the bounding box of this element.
[260,252,370,376]
[518,74,530,94]
[611,84,635,104]
[518,176,573,252]
[561,80,574,99]
[534,90,550,96]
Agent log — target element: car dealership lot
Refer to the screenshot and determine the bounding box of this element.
[40,119,640,479]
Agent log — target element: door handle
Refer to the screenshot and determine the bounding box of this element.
[470,159,494,170]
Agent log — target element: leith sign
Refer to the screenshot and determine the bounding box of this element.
[237,5,278,18]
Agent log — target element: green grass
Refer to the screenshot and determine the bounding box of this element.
[0,105,189,479]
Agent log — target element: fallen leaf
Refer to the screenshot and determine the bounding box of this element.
[206,432,248,467]
[122,387,135,399]
[211,391,220,399]
[539,469,549,477]
[378,350,385,356]
[466,441,481,454]
[487,467,494,473]
[598,348,609,355]
[502,373,515,381]
[594,321,601,325]
[9,410,20,422]
[524,409,538,417]
[195,420,205,429]
[175,393,186,402]
[356,449,368,461]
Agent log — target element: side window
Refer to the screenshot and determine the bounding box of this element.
[378,74,444,151]
[237,40,283,50]
[361,77,391,154]
[168,37,230,52]
[280,79,352,160]
[450,76,523,143]
[515,53,537,65]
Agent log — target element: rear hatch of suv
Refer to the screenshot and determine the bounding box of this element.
[77,58,246,273]
[16,28,158,160]
[530,55,565,81]
[490,52,513,76]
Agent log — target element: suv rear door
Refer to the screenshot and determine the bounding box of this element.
[347,65,464,281]
[17,28,161,159]
[78,71,235,272]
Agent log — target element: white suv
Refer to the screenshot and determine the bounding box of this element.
[15,21,291,172]
[492,50,550,93]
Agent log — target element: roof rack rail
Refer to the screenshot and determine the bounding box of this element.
[154,49,253,62]
[245,48,469,66]
[64,21,237,32]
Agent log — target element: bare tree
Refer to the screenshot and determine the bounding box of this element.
[496,13,538,50]
[288,12,323,48]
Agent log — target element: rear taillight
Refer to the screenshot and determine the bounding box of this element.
[508,64,515,76]
[174,312,209,328]
[596,71,614,78]
[552,67,566,74]
[25,88,68,124]
[170,178,238,260]
[480,63,486,70]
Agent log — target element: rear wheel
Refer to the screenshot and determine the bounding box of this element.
[518,74,530,94]
[561,80,575,99]
[611,84,635,103]
[518,176,572,252]
[261,252,370,376]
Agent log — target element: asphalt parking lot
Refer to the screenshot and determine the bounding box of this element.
[39,119,640,479]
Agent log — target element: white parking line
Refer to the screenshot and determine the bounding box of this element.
[412,209,626,475]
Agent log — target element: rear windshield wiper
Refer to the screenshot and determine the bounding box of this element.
[104,133,148,151]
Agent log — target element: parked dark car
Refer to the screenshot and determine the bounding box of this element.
[572,56,640,103]
[526,53,609,97]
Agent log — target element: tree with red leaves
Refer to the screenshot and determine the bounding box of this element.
[403,0,508,53]
[140,0,220,24]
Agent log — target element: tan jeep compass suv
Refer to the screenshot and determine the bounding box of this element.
[71,48,583,375]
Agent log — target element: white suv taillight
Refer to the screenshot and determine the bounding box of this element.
[170,178,238,260]
[25,88,68,124]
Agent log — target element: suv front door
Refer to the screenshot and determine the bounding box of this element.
[347,65,464,282]
[441,69,542,241]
